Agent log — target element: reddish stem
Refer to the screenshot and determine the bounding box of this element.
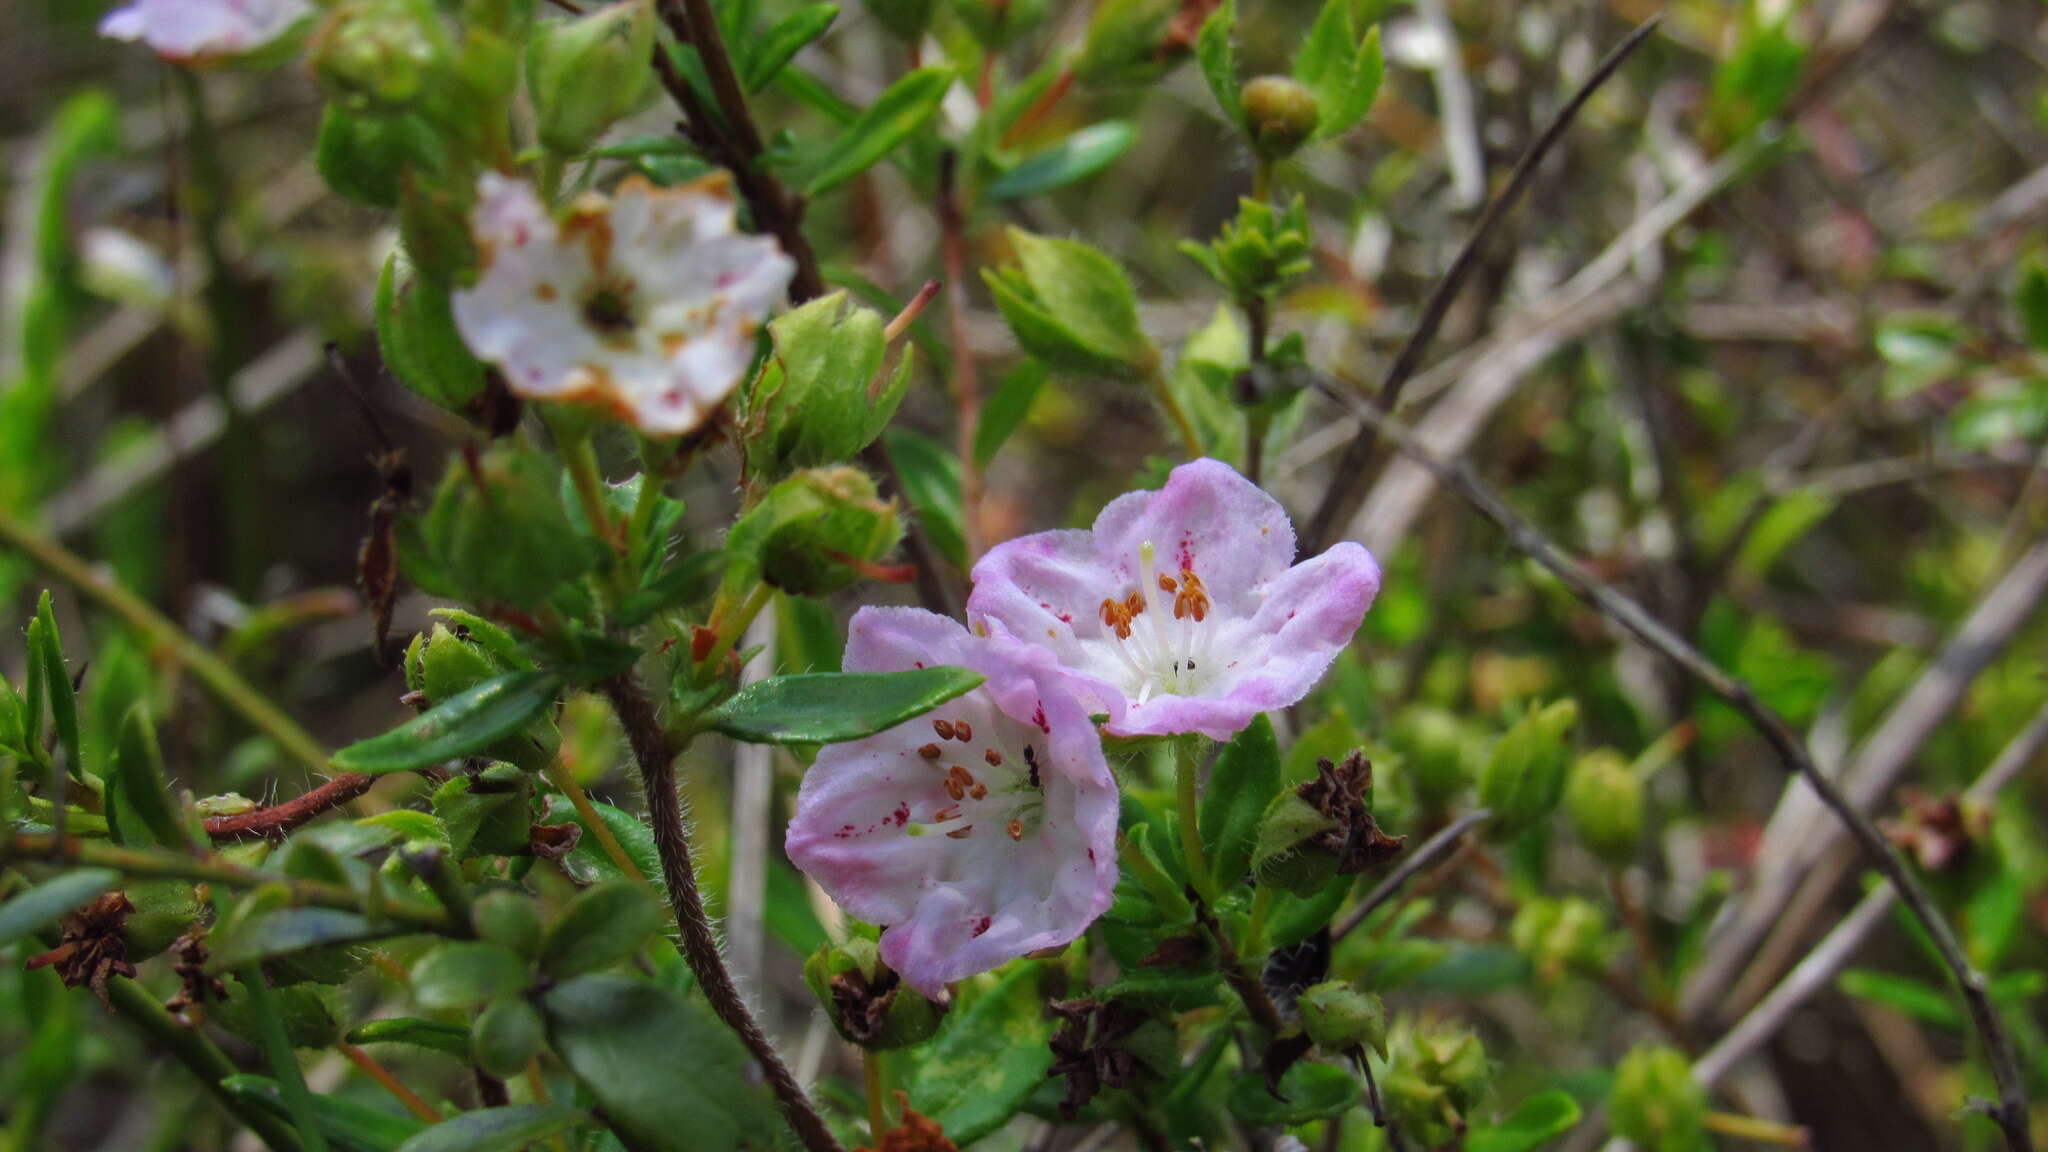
[203,773,375,842]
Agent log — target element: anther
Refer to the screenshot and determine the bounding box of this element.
[945,778,966,801]
[1158,574,1177,592]
[954,721,973,742]
[918,743,942,760]
[933,719,956,740]
[933,806,960,822]
[969,783,988,800]
[1007,819,1024,841]
[946,826,975,839]
[984,749,1004,766]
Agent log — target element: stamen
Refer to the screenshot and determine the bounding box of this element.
[933,805,961,822]
[954,721,973,742]
[933,719,956,740]
[945,778,966,801]
[984,749,1004,766]
[1007,819,1024,841]
[946,826,975,839]
[969,783,988,800]
[918,743,942,760]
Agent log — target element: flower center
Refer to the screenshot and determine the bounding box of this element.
[902,716,1044,843]
[1096,540,1218,704]
[580,279,639,340]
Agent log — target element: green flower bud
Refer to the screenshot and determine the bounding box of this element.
[866,0,939,43]
[803,937,946,1049]
[472,994,547,1077]
[1240,75,1319,159]
[1179,196,1313,306]
[1386,705,1482,816]
[1298,980,1387,1057]
[1566,748,1644,865]
[403,442,603,608]
[526,0,657,156]
[418,623,504,702]
[984,228,1158,380]
[739,292,911,482]
[1074,0,1178,86]
[722,467,905,600]
[953,0,1049,51]
[312,1,447,114]
[471,888,545,959]
[1509,896,1614,985]
[1381,1020,1489,1148]
[1476,699,1578,836]
[1609,1046,1708,1152]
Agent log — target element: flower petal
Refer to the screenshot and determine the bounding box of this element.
[1090,457,1294,618]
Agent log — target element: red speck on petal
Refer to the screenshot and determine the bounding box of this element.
[1178,536,1195,571]
[915,661,926,668]
[1032,703,1049,733]
[971,917,992,938]
[1087,849,1096,863]
[891,802,910,827]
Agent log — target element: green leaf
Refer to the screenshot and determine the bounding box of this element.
[803,67,952,196]
[1201,714,1279,887]
[1838,968,1962,1029]
[1225,1060,1354,1125]
[617,551,728,626]
[333,671,561,774]
[884,428,968,569]
[209,908,397,972]
[34,592,81,780]
[541,793,662,887]
[219,1074,426,1152]
[1293,0,1381,140]
[393,1105,587,1152]
[0,869,119,948]
[542,974,785,1152]
[745,3,839,92]
[538,880,662,978]
[973,361,1048,469]
[2017,257,2048,353]
[1466,1090,1584,1152]
[411,941,530,1011]
[376,254,487,409]
[988,121,1137,201]
[710,666,983,745]
[1196,0,1241,125]
[984,229,1155,379]
[906,964,1056,1144]
[345,1017,474,1058]
[106,704,193,850]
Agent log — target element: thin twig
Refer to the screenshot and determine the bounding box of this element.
[1302,15,1663,554]
[203,773,375,842]
[1331,807,1491,942]
[1311,381,2035,1152]
[604,674,844,1152]
[940,149,984,568]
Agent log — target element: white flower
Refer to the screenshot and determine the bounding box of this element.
[452,172,795,437]
[99,0,314,61]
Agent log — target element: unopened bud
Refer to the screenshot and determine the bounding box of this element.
[1509,896,1613,985]
[1298,980,1387,1057]
[1565,748,1644,865]
[1382,1020,1490,1148]
[527,0,656,155]
[1387,705,1482,816]
[312,1,445,113]
[1609,1046,1708,1152]
[1241,75,1319,159]
[1476,699,1578,836]
[803,937,946,1049]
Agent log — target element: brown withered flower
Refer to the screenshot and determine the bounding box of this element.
[855,1092,959,1152]
[829,964,906,1048]
[163,928,229,1021]
[1046,998,1151,1118]
[25,891,138,1008]
[1299,752,1406,875]
[1882,788,1987,873]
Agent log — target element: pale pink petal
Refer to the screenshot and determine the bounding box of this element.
[1089,457,1294,617]
[786,608,1118,997]
[100,0,310,58]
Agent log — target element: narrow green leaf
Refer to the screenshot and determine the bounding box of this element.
[1201,714,1280,886]
[1293,0,1381,141]
[884,428,967,569]
[617,551,727,626]
[709,666,983,745]
[107,704,194,850]
[1837,968,1963,1029]
[333,671,560,774]
[906,964,1056,1144]
[988,121,1137,201]
[803,67,953,196]
[35,591,81,779]
[345,1017,474,1057]
[973,361,1048,469]
[2014,256,2048,353]
[542,974,785,1152]
[0,869,120,947]
[208,908,398,973]
[1196,0,1241,125]
[745,3,839,91]
[393,1105,586,1152]
[1465,1090,1584,1152]
[219,1074,425,1152]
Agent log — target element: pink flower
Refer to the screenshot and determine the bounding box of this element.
[452,172,794,436]
[785,608,1119,997]
[968,458,1380,741]
[99,0,313,60]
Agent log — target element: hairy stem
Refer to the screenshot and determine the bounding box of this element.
[604,674,843,1152]
[0,505,333,779]
[203,773,375,842]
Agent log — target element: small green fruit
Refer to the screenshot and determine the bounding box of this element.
[1241,75,1320,159]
